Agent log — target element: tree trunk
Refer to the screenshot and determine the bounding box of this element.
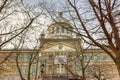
[28,63,32,80]
[94,75,100,80]
[115,58,120,77]
[16,54,25,80]
[82,68,86,80]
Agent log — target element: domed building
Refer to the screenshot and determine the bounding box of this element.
[39,12,81,79]
[38,12,119,80]
[0,12,119,80]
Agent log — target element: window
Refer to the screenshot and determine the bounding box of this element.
[48,65,52,70]
[49,55,53,60]
[98,67,102,72]
[62,28,64,33]
[20,54,24,62]
[32,65,36,73]
[91,55,94,60]
[97,54,100,60]
[103,54,107,60]
[76,66,80,73]
[84,54,88,60]
[41,56,46,61]
[56,26,59,33]
[34,56,38,62]
[61,64,64,68]
[25,65,28,74]
[27,54,31,61]
[92,67,96,73]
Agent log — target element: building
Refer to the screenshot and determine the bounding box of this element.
[0,12,119,80]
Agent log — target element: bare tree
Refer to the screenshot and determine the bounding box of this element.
[55,40,113,80]
[65,0,120,76]
[36,0,120,79]
[0,0,44,76]
[9,34,41,80]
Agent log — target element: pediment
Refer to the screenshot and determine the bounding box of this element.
[41,44,76,52]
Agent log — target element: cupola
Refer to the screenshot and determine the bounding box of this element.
[48,12,73,39]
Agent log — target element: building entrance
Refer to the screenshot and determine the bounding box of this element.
[57,64,65,74]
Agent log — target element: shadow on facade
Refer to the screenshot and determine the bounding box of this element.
[40,75,81,80]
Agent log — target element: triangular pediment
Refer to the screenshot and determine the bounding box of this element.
[41,44,76,52]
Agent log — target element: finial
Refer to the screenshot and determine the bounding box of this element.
[58,12,63,17]
[40,29,45,39]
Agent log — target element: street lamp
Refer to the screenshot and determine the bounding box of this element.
[40,63,45,78]
[35,52,41,80]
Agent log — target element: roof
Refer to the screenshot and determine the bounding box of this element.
[49,12,72,28]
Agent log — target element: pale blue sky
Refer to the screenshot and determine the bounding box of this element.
[24,0,66,12]
[24,0,39,5]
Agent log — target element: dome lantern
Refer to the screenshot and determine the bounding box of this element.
[58,12,63,17]
[40,30,45,39]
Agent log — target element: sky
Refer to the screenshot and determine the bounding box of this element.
[24,0,66,12]
[24,0,39,5]
[1,0,89,49]
[1,0,111,49]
